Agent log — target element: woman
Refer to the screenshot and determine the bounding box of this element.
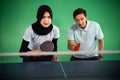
[19,5,60,62]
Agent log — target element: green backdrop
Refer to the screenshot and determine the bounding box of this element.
[0,0,120,63]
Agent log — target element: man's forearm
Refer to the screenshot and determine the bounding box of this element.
[99,39,104,51]
[68,44,75,51]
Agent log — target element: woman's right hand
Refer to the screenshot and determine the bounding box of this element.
[27,50,41,53]
[27,49,42,57]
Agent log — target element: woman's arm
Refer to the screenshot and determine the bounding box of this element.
[52,38,58,61]
[19,39,31,52]
[19,39,31,58]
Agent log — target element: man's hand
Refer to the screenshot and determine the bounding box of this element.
[74,43,81,51]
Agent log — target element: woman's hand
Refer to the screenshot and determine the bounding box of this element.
[27,49,42,57]
[27,50,41,53]
[52,55,58,62]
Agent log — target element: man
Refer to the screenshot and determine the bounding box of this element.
[68,8,104,61]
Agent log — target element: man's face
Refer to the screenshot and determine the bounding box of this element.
[74,14,87,29]
[40,11,52,28]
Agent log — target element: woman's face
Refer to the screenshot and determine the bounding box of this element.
[40,11,52,28]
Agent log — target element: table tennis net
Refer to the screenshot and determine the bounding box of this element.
[0,50,120,56]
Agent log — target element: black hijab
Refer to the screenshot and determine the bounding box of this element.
[32,5,53,35]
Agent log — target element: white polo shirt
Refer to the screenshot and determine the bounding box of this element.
[23,25,60,50]
[68,20,104,58]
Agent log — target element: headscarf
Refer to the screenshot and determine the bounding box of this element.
[32,5,53,35]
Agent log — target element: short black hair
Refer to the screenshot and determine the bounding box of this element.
[37,5,53,21]
[73,8,87,19]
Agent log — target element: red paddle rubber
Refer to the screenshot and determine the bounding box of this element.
[74,43,80,51]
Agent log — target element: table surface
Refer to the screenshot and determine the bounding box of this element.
[0,60,120,80]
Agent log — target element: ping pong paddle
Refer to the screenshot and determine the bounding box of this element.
[74,43,80,51]
[40,41,54,52]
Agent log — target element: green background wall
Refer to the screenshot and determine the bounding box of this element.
[0,0,120,63]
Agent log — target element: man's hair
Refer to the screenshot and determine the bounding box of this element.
[73,8,87,19]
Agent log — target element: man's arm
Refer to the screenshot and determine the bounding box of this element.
[68,40,75,51]
[98,39,104,51]
[98,39,104,60]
